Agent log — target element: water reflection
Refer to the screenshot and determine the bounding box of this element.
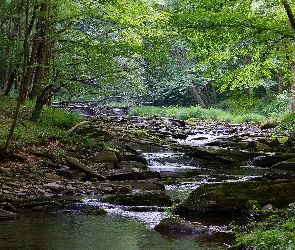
[0,213,224,250]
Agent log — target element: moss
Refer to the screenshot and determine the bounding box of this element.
[11,198,62,210]
[83,208,107,216]
[181,180,295,217]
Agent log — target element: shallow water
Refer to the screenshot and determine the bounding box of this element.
[0,212,226,250]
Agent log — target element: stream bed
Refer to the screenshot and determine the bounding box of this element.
[0,115,290,249]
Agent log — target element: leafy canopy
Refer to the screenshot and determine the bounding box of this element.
[169,0,295,92]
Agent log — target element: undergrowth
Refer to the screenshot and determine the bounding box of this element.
[233,215,295,249]
[129,105,267,123]
[0,96,84,149]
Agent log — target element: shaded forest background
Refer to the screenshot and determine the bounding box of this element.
[0,0,295,151]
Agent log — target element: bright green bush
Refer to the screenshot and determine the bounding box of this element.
[279,113,295,136]
[38,107,84,130]
[234,217,295,250]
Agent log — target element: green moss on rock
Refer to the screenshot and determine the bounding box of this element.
[179,180,295,217]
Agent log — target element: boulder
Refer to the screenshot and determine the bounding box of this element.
[184,146,260,165]
[273,160,295,171]
[154,217,209,235]
[177,179,295,218]
[251,155,286,167]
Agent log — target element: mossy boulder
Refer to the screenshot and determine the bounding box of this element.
[184,146,260,165]
[177,179,295,218]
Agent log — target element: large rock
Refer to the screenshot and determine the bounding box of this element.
[65,157,106,181]
[154,217,209,235]
[177,179,295,218]
[184,146,260,165]
[251,155,286,167]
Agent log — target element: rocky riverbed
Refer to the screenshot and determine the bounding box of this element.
[1,113,295,246]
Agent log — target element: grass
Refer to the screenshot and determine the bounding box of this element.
[0,96,84,149]
[129,93,292,124]
[129,105,268,123]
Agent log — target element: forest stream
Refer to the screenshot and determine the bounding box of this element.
[1,106,295,249]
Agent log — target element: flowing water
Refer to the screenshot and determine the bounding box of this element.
[0,132,276,249]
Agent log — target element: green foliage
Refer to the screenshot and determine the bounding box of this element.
[38,108,84,130]
[279,113,295,136]
[256,93,291,119]
[167,0,295,110]
[0,96,85,148]
[234,217,295,249]
[129,105,266,123]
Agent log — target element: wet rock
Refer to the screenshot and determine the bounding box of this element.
[273,160,295,171]
[104,171,136,181]
[155,217,209,235]
[65,157,106,181]
[185,146,258,165]
[105,190,173,206]
[251,155,286,167]
[260,122,279,130]
[83,207,107,216]
[0,208,18,220]
[177,179,295,218]
[118,180,165,190]
[159,171,188,178]
[56,168,85,181]
[0,202,17,213]
[261,204,276,211]
[243,141,257,151]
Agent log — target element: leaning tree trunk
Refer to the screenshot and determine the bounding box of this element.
[188,80,210,108]
[291,61,295,113]
[282,1,295,113]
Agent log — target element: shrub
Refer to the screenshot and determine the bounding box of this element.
[38,107,83,130]
[279,113,295,136]
[234,217,295,249]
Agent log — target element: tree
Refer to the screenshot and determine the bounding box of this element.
[0,0,172,152]
[168,0,295,111]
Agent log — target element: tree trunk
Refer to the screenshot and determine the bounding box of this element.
[188,86,207,108]
[291,61,295,113]
[29,2,50,100]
